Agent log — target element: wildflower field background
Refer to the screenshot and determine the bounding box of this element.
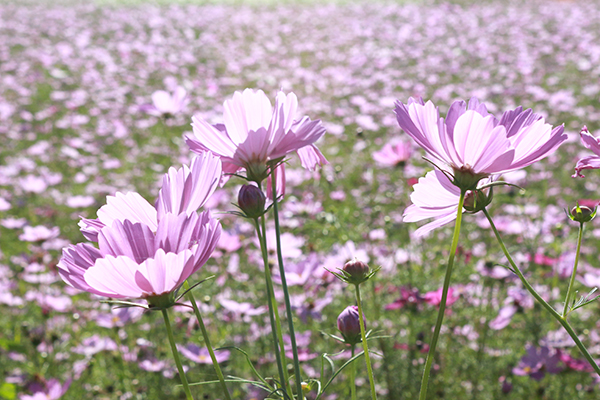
[3,0,600,399]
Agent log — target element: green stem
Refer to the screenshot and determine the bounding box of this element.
[254,217,291,399]
[350,345,357,400]
[355,284,378,400]
[562,222,584,318]
[418,190,466,400]
[183,282,232,400]
[483,208,600,377]
[160,308,194,400]
[270,174,304,399]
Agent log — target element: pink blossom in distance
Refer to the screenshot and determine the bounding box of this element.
[187,89,327,185]
[142,86,189,117]
[372,141,412,167]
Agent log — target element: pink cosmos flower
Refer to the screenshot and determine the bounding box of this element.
[372,141,412,167]
[395,97,566,189]
[186,89,328,186]
[573,126,600,178]
[142,86,189,117]
[58,152,222,305]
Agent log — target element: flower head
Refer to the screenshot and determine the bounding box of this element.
[395,97,566,190]
[187,89,327,185]
[58,153,222,307]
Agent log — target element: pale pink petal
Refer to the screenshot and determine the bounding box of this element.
[223,89,272,145]
[135,249,194,296]
[156,152,222,218]
[151,90,173,113]
[58,243,103,291]
[154,212,200,254]
[84,255,144,298]
[98,220,156,262]
[97,192,157,232]
[190,116,238,160]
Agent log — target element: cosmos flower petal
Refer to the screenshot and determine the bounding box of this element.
[84,255,144,298]
[156,152,222,218]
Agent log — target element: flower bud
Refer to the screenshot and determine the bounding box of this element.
[463,188,493,214]
[343,258,371,285]
[337,306,364,345]
[569,204,596,223]
[238,184,266,219]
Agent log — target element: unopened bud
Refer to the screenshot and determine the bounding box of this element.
[343,258,371,285]
[463,189,493,213]
[569,204,596,223]
[337,306,364,345]
[238,184,266,219]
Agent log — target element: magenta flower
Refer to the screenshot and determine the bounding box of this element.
[58,153,222,307]
[573,126,600,178]
[513,346,563,381]
[186,89,327,185]
[395,97,566,190]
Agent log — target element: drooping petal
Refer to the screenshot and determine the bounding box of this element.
[297,144,328,171]
[573,155,600,178]
[579,126,600,155]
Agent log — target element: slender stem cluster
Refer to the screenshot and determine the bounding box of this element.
[483,208,600,377]
[562,222,584,319]
[271,176,305,399]
[418,190,466,400]
[354,284,378,400]
[252,217,291,399]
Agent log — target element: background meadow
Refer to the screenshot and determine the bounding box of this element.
[3,0,600,398]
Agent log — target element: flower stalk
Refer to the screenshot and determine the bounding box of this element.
[418,189,466,400]
[161,308,194,400]
[183,281,232,400]
[253,216,291,399]
[271,175,305,399]
[562,222,584,318]
[354,284,377,400]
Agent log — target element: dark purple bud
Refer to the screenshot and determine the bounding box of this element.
[337,305,364,345]
[238,184,266,219]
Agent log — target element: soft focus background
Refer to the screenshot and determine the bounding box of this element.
[3,0,600,399]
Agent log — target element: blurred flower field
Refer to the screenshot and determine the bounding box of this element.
[3,0,600,399]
